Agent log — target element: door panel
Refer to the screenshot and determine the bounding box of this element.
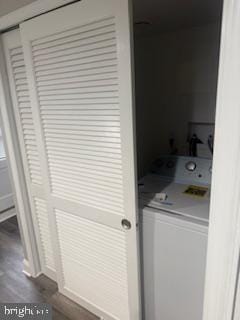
[56,208,130,319]
[2,29,56,279]
[20,1,140,319]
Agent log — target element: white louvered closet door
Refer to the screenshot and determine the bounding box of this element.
[2,29,56,280]
[20,0,141,319]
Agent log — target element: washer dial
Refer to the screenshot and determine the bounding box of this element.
[185,161,197,172]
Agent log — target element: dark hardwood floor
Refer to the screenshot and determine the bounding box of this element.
[0,216,98,320]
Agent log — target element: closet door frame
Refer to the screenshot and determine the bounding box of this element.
[203,0,240,319]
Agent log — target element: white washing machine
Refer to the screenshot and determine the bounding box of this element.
[139,156,212,320]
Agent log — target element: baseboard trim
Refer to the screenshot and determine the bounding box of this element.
[23,259,42,278]
[45,267,57,282]
[23,259,57,282]
[0,207,16,223]
[23,259,31,277]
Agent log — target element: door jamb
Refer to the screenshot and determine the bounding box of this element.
[203,0,240,319]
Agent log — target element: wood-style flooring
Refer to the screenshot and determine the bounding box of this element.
[0,216,98,320]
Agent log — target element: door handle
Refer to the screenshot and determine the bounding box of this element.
[121,219,131,230]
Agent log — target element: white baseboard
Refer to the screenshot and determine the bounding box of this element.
[22,259,31,277]
[23,260,57,281]
[45,267,57,282]
[0,207,16,223]
[0,193,14,212]
[23,259,42,278]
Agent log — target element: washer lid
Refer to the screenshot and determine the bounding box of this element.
[138,174,210,222]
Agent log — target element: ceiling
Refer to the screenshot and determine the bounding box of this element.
[133,0,223,33]
[0,0,222,30]
[0,0,36,17]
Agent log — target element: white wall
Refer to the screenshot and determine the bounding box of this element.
[0,130,14,213]
[0,128,6,158]
[0,159,14,212]
[134,23,221,177]
[0,0,36,17]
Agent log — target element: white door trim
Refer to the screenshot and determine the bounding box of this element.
[203,0,240,319]
[0,0,77,32]
[233,265,240,320]
[0,38,41,277]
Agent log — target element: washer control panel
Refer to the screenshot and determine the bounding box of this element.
[151,155,212,185]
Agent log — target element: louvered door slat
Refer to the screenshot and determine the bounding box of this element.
[38,79,118,91]
[32,18,115,48]
[34,43,117,67]
[37,66,118,83]
[34,39,116,63]
[5,46,41,183]
[56,209,129,319]
[33,31,116,55]
[20,1,140,319]
[8,46,41,184]
[2,29,56,280]
[35,60,117,78]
